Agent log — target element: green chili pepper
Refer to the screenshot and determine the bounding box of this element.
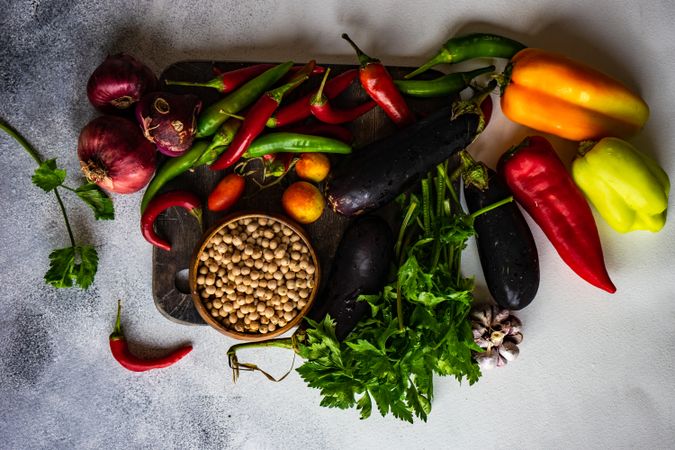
[243,132,352,158]
[572,137,670,233]
[405,33,525,79]
[196,61,293,138]
[196,119,242,167]
[140,140,209,214]
[394,65,495,98]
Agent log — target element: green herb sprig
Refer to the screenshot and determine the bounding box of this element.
[1,119,114,288]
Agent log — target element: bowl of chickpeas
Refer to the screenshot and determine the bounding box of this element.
[189,212,320,340]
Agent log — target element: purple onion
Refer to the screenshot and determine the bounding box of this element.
[87,54,158,114]
[135,92,202,157]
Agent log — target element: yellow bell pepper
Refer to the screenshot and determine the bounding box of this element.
[501,48,650,141]
[571,137,669,233]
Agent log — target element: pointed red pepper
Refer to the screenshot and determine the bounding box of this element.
[310,68,377,124]
[342,33,415,128]
[140,190,202,251]
[498,136,616,293]
[267,69,360,128]
[110,300,192,372]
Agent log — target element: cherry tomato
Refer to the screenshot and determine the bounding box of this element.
[208,173,245,212]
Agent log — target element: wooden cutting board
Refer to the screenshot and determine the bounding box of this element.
[153,61,450,325]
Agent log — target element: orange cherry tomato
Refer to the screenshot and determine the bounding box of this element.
[208,173,245,212]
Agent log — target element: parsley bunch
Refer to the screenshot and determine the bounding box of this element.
[1,119,113,288]
[295,161,512,422]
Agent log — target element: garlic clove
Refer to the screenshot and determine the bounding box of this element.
[494,308,510,324]
[475,349,498,370]
[496,354,508,367]
[475,337,491,349]
[472,326,487,339]
[507,332,523,345]
[471,307,492,327]
[498,341,520,362]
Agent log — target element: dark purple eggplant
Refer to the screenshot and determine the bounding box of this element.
[326,103,484,217]
[464,167,539,310]
[307,215,394,340]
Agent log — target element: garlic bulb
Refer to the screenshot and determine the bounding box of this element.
[471,305,523,369]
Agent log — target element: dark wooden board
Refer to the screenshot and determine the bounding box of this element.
[153,61,450,325]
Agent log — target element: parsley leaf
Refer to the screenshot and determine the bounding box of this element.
[44,245,99,289]
[45,247,76,288]
[32,159,66,192]
[75,183,114,220]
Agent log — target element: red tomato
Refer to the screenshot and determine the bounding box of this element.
[208,173,245,212]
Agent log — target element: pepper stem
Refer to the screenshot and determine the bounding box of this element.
[164,77,224,91]
[577,140,597,157]
[404,49,450,79]
[341,33,378,66]
[268,75,309,104]
[189,207,203,228]
[110,299,124,339]
[312,68,331,105]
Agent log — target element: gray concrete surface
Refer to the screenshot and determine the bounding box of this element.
[2,1,675,448]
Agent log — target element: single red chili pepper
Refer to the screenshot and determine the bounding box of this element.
[310,68,377,124]
[498,136,616,293]
[282,122,353,144]
[165,63,276,93]
[110,300,192,372]
[341,33,415,128]
[140,190,202,251]
[210,63,313,171]
[266,69,359,128]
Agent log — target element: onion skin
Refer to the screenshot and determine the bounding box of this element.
[78,116,157,194]
[87,54,157,114]
[135,92,202,157]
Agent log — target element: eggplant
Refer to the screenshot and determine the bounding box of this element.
[307,215,394,340]
[464,167,539,310]
[326,104,483,217]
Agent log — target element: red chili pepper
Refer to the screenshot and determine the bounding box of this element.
[266,69,359,128]
[210,62,313,171]
[342,33,415,128]
[165,63,275,93]
[140,190,202,251]
[282,122,353,144]
[208,173,246,212]
[110,300,192,372]
[498,136,616,293]
[310,68,377,124]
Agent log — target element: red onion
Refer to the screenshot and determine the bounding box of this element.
[78,116,157,194]
[87,54,157,114]
[135,92,202,157]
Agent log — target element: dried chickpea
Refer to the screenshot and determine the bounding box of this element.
[210,309,219,317]
[277,318,287,328]
[283,311,295,321]
[249,321,260,332]
[196,275,205,285]
[223,302,234,313]
[199,266,208,275]
[234,323,244,333]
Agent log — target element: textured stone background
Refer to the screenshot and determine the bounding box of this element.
[1,1,674,448]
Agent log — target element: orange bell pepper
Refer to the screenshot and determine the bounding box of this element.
[501,48,649,141]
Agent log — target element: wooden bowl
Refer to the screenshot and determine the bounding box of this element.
[189,212,320,341]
